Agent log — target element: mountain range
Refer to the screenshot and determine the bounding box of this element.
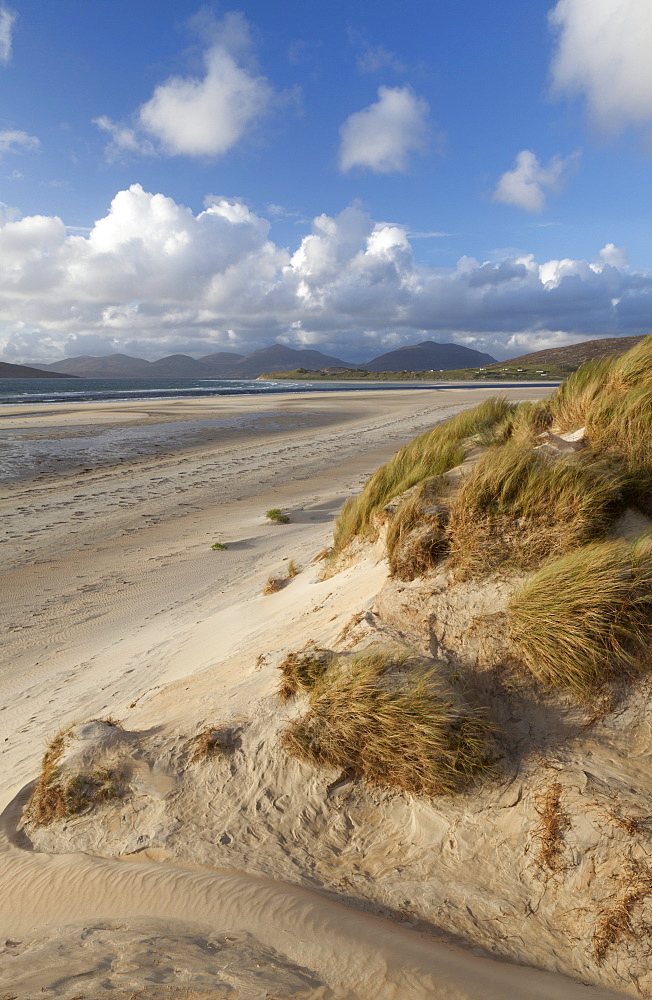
[5,335,645,380]
[21,341,496,379]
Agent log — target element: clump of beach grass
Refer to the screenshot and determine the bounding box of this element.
[548,336,652,510]
[331,396,515,557]
[263,559,301,595]
[211,541,228,550]
[27,726,124,828]
[277,647,336,700]
[329,337,652,572]
[489,399,553,448]
[281,647,491,796]
[266,508,290,524]
[190,725,238,761]
[447,442,626,579]
[385,477,449,580]
[508,534,652,696]
[263,575,284,595]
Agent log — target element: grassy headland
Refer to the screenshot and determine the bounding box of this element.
[258,363,569,381]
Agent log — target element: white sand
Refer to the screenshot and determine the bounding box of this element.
[1,386,625,999]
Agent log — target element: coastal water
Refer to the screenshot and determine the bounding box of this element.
[0,376,557,405]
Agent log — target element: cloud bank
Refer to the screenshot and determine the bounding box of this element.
[339,86,430,173]
[550,0,652,132]
[493,149,578,212]
[1,184,650,364]
[96,12,275,161]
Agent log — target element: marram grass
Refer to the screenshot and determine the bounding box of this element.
[281,647,491,796]
[508,534,652,695]
[447,442,626,578]
[332,396,515,556]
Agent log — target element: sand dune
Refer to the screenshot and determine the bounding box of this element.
[2,385,626,999]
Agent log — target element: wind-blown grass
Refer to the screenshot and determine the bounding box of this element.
[277,647,335,701]
[385,477,449,580]
[508,534,652,695]
[27,724,124,827]
[281,647,491,795]
[549,336,652,511]
[447,442,626,578]
[332,396,515,556]
[329,332,652,598]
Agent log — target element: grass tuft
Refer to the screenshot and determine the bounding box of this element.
[281,647,491,796]
[386,478,449,580]
[331,396,515,557]
[277,647,335,700]
[211,541,228,550]
[263,575,285,595]
[190,725,238,761]
[508,534,652,695]
[26,727,123,827]
[266,508,290,524]
[447,442,626,579]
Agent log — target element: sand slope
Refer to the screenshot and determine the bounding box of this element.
[3,386,629,998]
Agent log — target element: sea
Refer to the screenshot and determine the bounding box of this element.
[0,376,557,405]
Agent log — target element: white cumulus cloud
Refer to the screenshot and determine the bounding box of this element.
[0,129,40,156]
[0,5,16,65]
[0,185,649,365]
[96,12,275,161]
[492,149,578,212]
[338,86,430,173]
[550,0,652,132]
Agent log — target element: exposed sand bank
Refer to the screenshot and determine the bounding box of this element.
[3,385,628,999]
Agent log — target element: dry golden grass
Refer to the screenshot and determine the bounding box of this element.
[26,728,70,827]
[508,534,652,695]
[27,727,123,827]
[190,726,237,761]
[330,336,652,581]
[281,647,491,796]
[277,647,335,701]
[593,861,652,966]
[548,335,652,511]
[534,782,569,872]
[385,478,449,580]
[286,558,300,578]
[447,443,626,579]
[331,396,514,557]
[263,575,285,595]
[490,399,553,448]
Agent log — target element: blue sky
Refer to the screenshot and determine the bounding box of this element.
[1,0,651,363]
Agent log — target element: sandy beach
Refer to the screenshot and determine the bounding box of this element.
[0,384,627,999]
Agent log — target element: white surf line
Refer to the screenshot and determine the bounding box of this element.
[0,788,623,1000]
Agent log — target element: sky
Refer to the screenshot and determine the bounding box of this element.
[1,0,652,364]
